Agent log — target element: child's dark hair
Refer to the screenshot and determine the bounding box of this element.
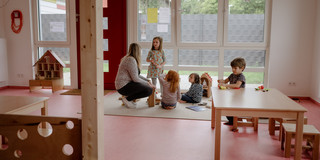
[190,73,200,84]
[230,57,246,71]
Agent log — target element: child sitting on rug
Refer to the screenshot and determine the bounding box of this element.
[179,73,203,104]
[158,70,181,110]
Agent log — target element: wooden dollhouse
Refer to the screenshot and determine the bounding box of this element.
[201,73,212,97]
[29,50,65,93]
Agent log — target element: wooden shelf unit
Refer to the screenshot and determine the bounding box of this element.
[30,50,66,93]
[36,62,63,80]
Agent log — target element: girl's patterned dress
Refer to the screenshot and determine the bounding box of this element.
[147,50,166,78]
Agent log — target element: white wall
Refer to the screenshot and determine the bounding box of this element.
[3,0,33,86]
[0,38,8,87]
[0,3,5,38]
[269,0,316,97]
[0,2,8,87]
[311,0,320,103]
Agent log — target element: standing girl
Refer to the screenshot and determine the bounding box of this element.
[179,73,203,103]
[158,70,181,110]
[146,36,166,90]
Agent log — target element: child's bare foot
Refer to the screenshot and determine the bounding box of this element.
[179,100,186,103]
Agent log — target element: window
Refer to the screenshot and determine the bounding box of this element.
[32,0,77,88]
[129,0,271,89]
[137,0,172,42]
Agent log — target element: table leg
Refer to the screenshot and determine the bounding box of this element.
[285,132,292,158]
[294,112,304,160]
[41,100,48,116]
[313,135,319,160]
[0,135,2,150]
[253,117,258,131]
[232,117,238,131]
[214,109,221,160]
[269,118,275,135]
[41,100,48,129]
[211,98,215,128]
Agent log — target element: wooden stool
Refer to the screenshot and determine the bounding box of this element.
[269,117,308,140]
[281,123,320,159]
[147,88,155,107]
[232,117,258,131]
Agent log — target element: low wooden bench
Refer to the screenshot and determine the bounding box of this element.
[281,123,320,159]
[269,117,308,140]
[232,117,258,132]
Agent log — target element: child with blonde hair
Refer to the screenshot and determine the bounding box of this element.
[146,36,166,90]
[158,70,181,110]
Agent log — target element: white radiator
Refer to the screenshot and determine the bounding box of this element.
[0,38,8,85]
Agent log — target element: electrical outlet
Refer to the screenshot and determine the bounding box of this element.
[288,82,296,86]
[17,74,24,78]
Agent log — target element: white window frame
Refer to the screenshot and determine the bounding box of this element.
[128,0,272,87]
[31,0,78,89]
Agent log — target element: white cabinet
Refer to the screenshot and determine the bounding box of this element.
[0,38,8,86]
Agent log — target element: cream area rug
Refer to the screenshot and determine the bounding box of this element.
[60,89,114,96]
[104,92,214,121]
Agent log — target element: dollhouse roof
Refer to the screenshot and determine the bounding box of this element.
[201,73,212,82]
[33,50,66,67]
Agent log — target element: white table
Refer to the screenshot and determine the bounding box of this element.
[211,88,307,160]
[0,96,49,115]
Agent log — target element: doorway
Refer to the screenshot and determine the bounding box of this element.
[76,0,127,89]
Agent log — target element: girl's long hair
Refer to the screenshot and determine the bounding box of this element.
[165,70,180,93]
[151,36,163,51]
[124,43,141,70]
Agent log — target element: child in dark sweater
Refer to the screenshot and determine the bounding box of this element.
[179,73,203,104]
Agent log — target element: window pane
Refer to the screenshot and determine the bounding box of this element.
[103,17,108,30]
[179,49,219,67]
[224,50,265,68]
[181,0,218,42]
[228,0,265,43]
[38,0,67,41]
[141,49,173,66]
[38,47,70,86]
[138,0,171,42]
[63,68,70,86]
[103,60,109,72]
[224,72,264,88]
[103,39,108,51]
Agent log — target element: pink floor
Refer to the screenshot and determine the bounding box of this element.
[1,88,320,160]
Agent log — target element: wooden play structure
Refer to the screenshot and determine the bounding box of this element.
[29,50,65,93]
[201,73,212,97]
[148,88,156,107]
[0,114,82,159]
